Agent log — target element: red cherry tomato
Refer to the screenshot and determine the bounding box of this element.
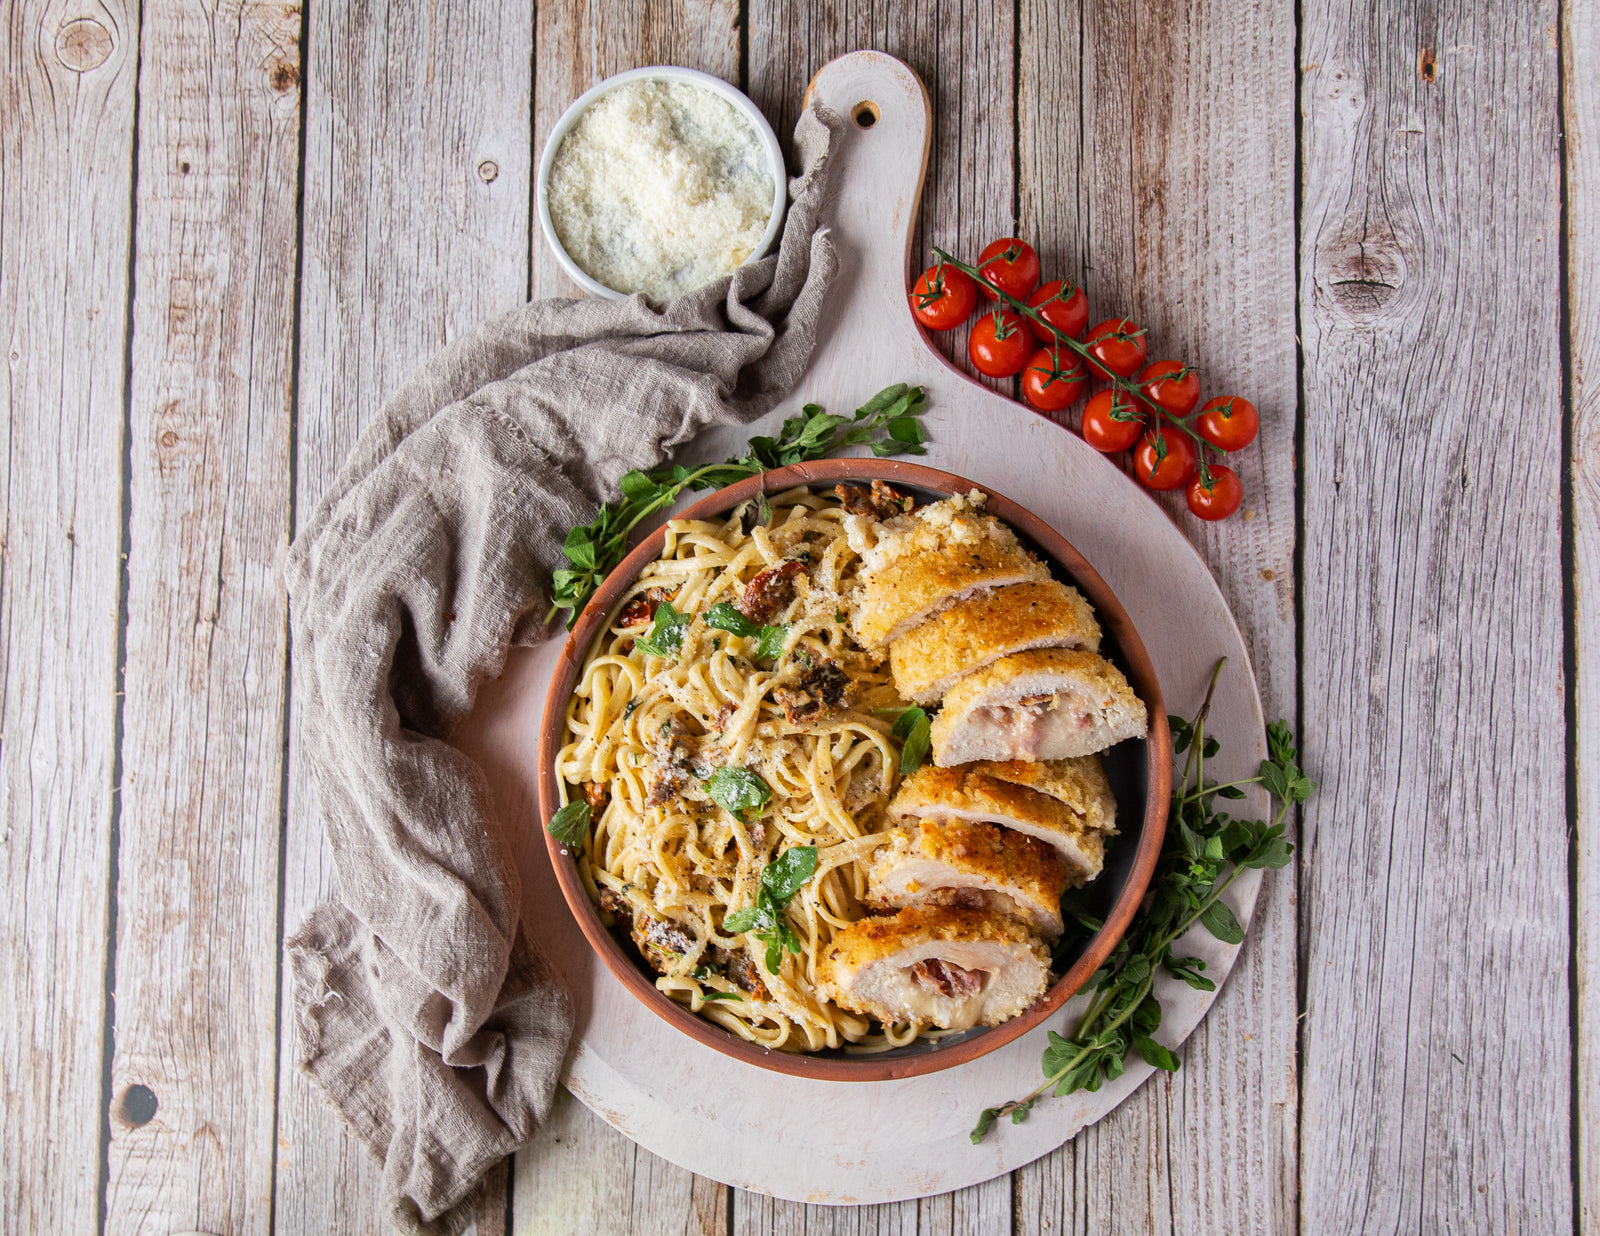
[1020,347,1089,412]
[1137,360,1201,416]
[1132,427,1198,490]
[968,309,1033,377]
[1187,465,1244,520]
[1080,389,1144,453]
[1195,395,1260,451]
[976,237,1041,300]
[1027,279,1089,342]
[909,264,977,331]
[1084,318,1149,378]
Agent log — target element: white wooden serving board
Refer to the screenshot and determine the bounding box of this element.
[452,51,1269,1204]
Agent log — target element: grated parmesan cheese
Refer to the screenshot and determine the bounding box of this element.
[548,79,776,300]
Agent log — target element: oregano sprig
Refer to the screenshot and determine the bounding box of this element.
[971,659,1315,1143]
[549,384,931,627]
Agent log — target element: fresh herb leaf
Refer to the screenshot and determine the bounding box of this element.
[1134,1035,1181,1072]
[701,990,745,1003]
[891,706,932,775]
[970,657,1314,1142]
[1198,898,1244,945]
[704,766,772,818]
[722,906,759,933]
[545,800,591,848]
[1164,956,1216,991]
[548,384,933,626]
[756,624,789,660]
[722,845,818,974]
[705,602,758,638]
[635,602,690,659]
[762,845,819,902]
[705,602,787,660]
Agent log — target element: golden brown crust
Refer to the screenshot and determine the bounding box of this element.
[969,756,1118,834]
[937,648,1139,715]
[867,817,1070,913]
[889,766,1081,834]
[886,767,1106,885]
[818,904,1041,973]
[888,581,1101,703]
[856,541,1050,649]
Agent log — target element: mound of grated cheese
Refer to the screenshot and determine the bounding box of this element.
[548,79,776,300]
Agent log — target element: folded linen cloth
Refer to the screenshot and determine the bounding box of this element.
[284,105,842,1235]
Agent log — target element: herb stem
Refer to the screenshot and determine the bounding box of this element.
[1177,775,1262,805]
[994,972,1155,1121]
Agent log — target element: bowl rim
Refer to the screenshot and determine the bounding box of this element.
[534,65,789,301]
[537,458,1171,1082]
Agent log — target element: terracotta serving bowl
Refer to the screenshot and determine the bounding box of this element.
[538,458,1171,1081]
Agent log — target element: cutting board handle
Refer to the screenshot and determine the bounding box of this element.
[801,52,937,384]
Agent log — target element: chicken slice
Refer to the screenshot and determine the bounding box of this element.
[930,649,1147,765]
[817,905,1051,1031]
[854,541,1051,650]
[888,580,1102,704]
[866,817,1070,937]
[971,757,1118,833]
[888,763,1111,885]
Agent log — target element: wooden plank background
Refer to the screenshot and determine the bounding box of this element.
[0,0,1589,1233]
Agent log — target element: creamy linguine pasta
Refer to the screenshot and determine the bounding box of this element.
[555,486,926,1051]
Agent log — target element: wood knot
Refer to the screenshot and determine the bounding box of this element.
[55,17,113,72]
[1318,224,1405,319]
[1418,48,1438,83]
[477,159,499,183]
[269,58,299,92]
[159,429,179,450]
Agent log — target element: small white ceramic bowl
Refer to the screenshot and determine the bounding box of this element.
[535,66,788,300]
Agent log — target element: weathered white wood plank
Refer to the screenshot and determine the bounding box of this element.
[1299,3,1569,1231]
[274,1,534,1232]
[1014,0,1301,1230]
[730,1177,1011,1236]
[103,1,302,1231]
[530,0,741,299]
[514,1087,724,1235]
[0,3,136,1231]
[1568,0,1599,1229]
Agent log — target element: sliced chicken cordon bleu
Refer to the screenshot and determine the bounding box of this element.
[888,762,1114,885]
[847,492,1051,648]
[866,817,1070,937]
[816,905,1052,1031]
[930,648,1148,765]
[972,756,1119,834]
[888,580,1102,704]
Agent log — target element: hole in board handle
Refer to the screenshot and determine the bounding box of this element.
[852,102,880,129]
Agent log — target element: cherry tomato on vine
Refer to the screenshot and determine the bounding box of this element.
[1027,279,1089,342]
[909,264,978,331]
[1195,395,1260,451]
[1084,318,1149,378]
[1080,388,1145,453]
[976,237,1041,300]
[1020,347,1089,412]
[1187,465,1244,520]
[968,309,1033,377]
[1132,426,1198,490]
[1137,360,1201,416]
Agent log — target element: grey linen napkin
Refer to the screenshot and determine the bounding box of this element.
[283,105,842,1235]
